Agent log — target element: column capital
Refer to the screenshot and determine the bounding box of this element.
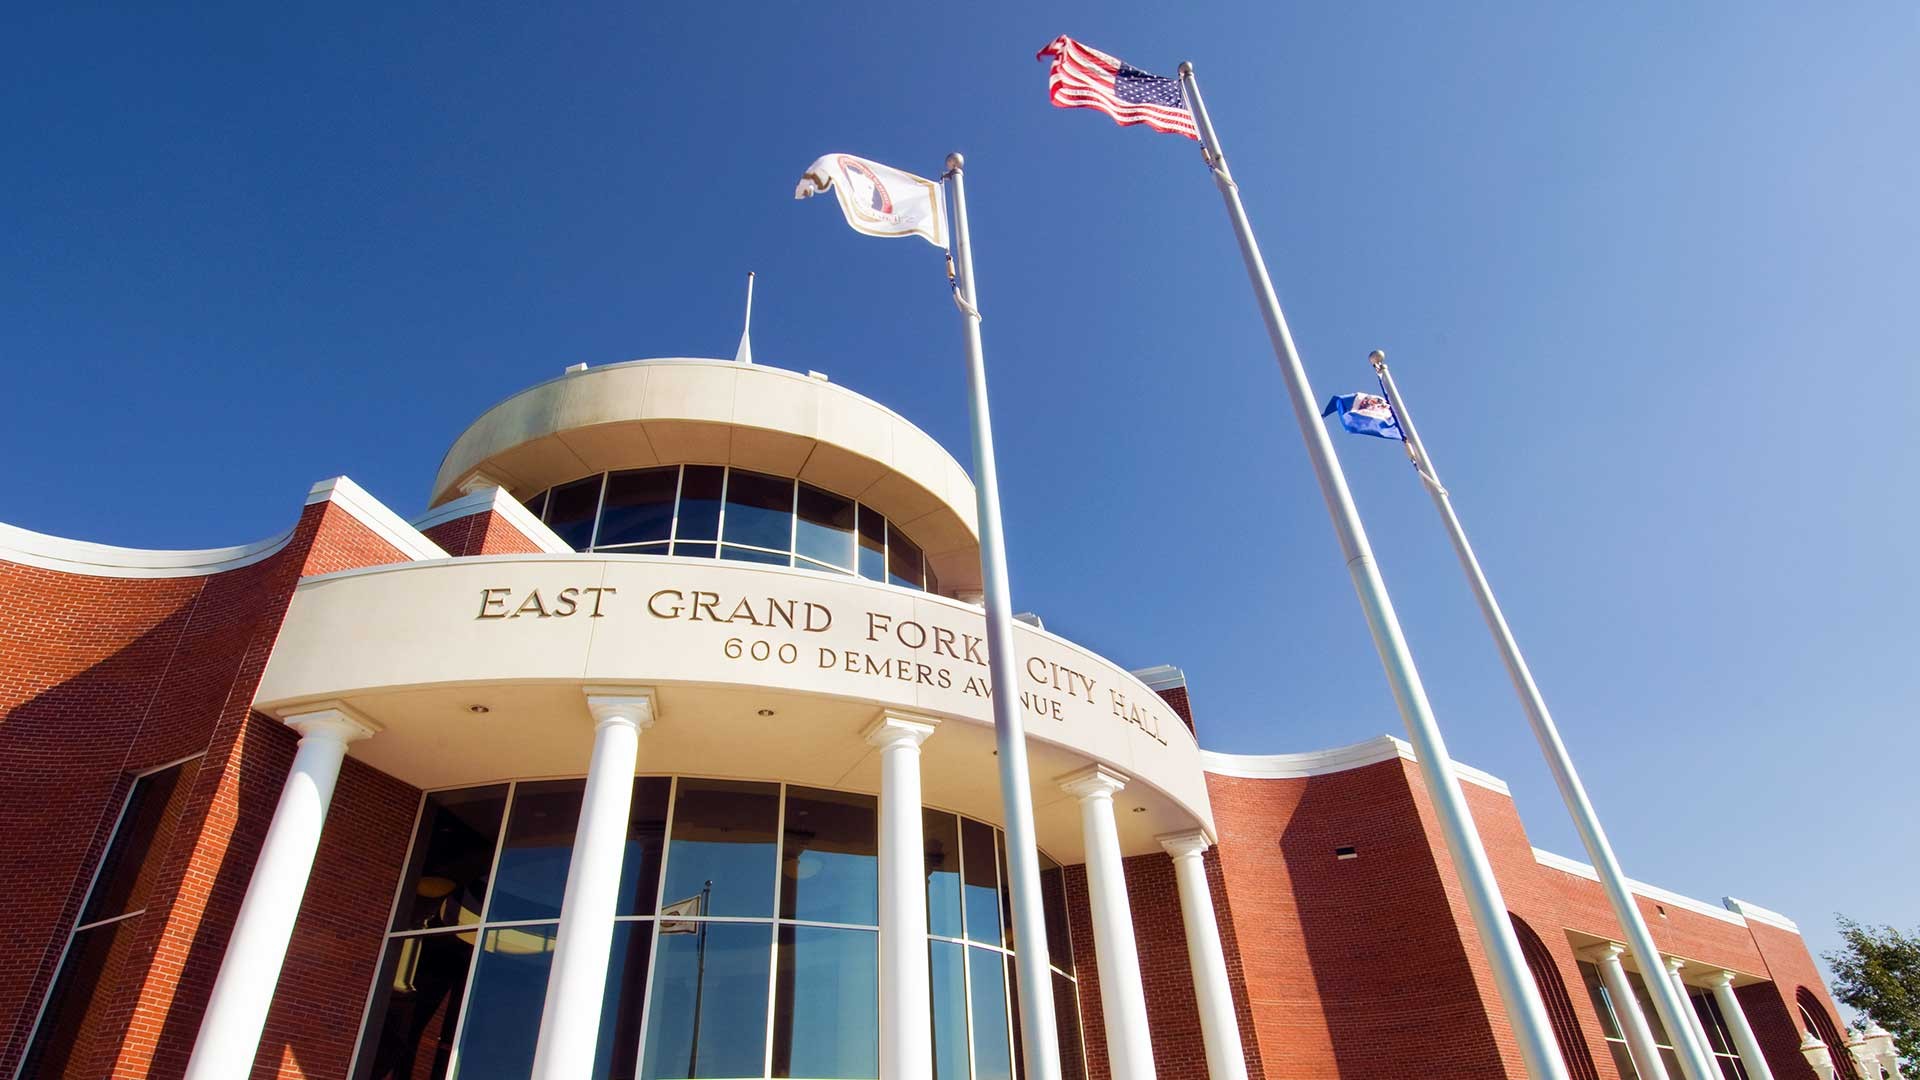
[1581,942,1629,964]
[1158,830,1212,859]
[281,703,380,744]
[864,712,939,750]
[1058,763,1129,800]
[582,686,657,731]
[1702,969,1738,988]
[1664,956,1689,977]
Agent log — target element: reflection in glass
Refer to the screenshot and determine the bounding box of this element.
[781,788,877,926]
[1055,971,1088,1080]
[857,505,886,581]
[544,476,603,550]
[618,778,672,916]
[641,921,773,1079]
[722,545,790,566]
[670,542,716,560]
[997,832,1015,950]
[722,469,794,551]
[355,931,474,1080]
[923,811,963,939]
[929,940,969,1080]
[968,947,1015,1080]
[19,917,144,1077]
[887,526,924,590]
[662,779,779,918]
[771,926,878,1078]
[597,468,678,548]
[1038,853,1072,974]
[451,924,558,1079]
[85,759,199,922]
[488,781,583,922]
[961,818,1002,946]
[594,921,654,1080]
[795,484,856,570]
[395,786,508,932]
[675,466,725,541]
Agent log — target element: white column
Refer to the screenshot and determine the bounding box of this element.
[529,688,654,1080]
[1665,958,1720,1079]
[1060,765,1155,1080]
[1586,944,1671,1080]
[183,706,378,1080]
[1159,831,1247,1080]
[866,713,939,1080]
[1702,970,1776,1080]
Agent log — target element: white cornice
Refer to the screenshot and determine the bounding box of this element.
[0,521,294,578]
[1200,735,1512,796]
[1532,848,1751,927]
[408,486,571,555]
[1723,896,1800,932]
[306,477,446,562]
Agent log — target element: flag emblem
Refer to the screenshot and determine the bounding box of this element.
[1035,35,1199,141]
[1322,392,1405,440]
[838,156,894,219]
[795,153,949,248]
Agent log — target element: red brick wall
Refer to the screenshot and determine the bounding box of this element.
[421,509,548,558]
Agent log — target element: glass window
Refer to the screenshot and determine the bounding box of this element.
[523,490,548,519]
[795,484,856,570]
[929,940,970,1080]
[796,556,854,577]
[961,818,1002,946]
[1054,971,1088,1080]
[488,781,583,923]
[722,469,794,551]
[770,925,878,1079]
[924,811,963,939]
[887,525,924,590]
[640,921,773,1079]
[617,778,672,917]
[451,924,559,1079]
[597,467,678,548]
[780,787,877,926]
[968,947,1015,1080]
[1039,853,1072,974]
[661,779,779,918]
[394,786,508,932]
[21,915,144,1077]
[544,476,603,551]
[722,545,790,566]
[594,921,654,1080]
[675,466,725,542]
[670,541,716,560]
[83,759,198,922]
[354,931,475,1080]
[857,505,887,581]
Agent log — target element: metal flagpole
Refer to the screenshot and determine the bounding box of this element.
[1174,62,1570,1080]
[942,151,1063,1080]
[1369,351,1721,1080]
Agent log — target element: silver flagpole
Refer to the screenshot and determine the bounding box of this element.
[943,151,1064,1080]
[1370,351,1721,1080]
[1175,62,1570,1080]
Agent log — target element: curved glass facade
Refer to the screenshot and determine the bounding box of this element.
[352,777,1085,1080]
[524,467,942,593]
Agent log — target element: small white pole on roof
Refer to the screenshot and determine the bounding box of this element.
[735,271,755,364]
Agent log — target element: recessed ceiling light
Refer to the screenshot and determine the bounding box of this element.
[468,705,490,714]
[757,708,775,717]
[1130,806,1147,813]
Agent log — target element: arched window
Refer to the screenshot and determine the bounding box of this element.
[1797,987,1860,1080]
[1511,914,1602,1080]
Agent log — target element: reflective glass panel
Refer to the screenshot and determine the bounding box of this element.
[597,467,679,548]
[795,484,856,570]
[523,491,548,518]
[781,787,877,926]
[618,778,672,916]
[354,931,474,1080]
[722,545,790,566]
[640,921,773,1079]
[661,779,779,918]
[797,556,853,576]
[489,781,583,922]
[670,542,716,559]
[771,925,878,1079]
[84,759,199,922]
[961,818,1002,946]
[594,920,654,1080]
[1054,972,1087,1080]
[395,786,508,932]
[675,466,725,541]
[968,947,1014,1080]
[1603,1041,1638,1080]
[887,527,924,590]
[929,940,969,1080]
[545,476,603,551]
[998,832,1015,949]
[20,916,145,1078]
[722,469,794,551]
[923,811,963,939]
[1627,972,1674,1045]
[856,505,886,581]
[1038,854,1072,973]
[451,924,558,1080]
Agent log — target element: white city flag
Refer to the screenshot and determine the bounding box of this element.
[794,153,948,248]
[658,893,703,934]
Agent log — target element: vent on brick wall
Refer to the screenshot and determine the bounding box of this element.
[1335,846,1358,860]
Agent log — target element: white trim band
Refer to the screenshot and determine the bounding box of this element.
[408,486,571,554]
[306,477,446,562]
[1532,848,1749,927]
[0,521,295,579]
[1201,734,1512,796]
[1722,896,1800,932]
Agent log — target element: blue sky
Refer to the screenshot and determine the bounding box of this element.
[4,3,1914,996]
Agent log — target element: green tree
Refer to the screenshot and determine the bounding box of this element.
[1826,915,1920,1072]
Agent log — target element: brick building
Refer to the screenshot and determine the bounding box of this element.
[0,359,1859,1080]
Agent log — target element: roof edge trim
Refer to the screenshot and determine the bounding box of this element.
[0,520,295,579]
[1200,736,1512,796]
[1722,895,1800,933]
[409,487,571,554]
[307,477,446,562]
[1533,847,1751,928]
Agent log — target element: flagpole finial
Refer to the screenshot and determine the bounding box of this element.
[945,152,965,172]
[1178,60,1194,76]
[1369,349,1387,367]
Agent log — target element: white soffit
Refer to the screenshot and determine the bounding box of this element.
[1723,896,1800,932]
[1200,735,1513,796]
[408,486,571,555]
[1533,848,1751,927]
[306,477,446,562]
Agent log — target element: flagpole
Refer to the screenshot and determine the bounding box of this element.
[1175,62,1570,1080]
[1370,351,1720,1080]
[943,151,1064,1080]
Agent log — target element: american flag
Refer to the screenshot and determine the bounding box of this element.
[1036,36,1199,141]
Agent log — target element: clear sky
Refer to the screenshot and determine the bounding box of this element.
[4,3,1914,1000]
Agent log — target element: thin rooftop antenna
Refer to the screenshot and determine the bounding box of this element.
[735,271,755,364]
